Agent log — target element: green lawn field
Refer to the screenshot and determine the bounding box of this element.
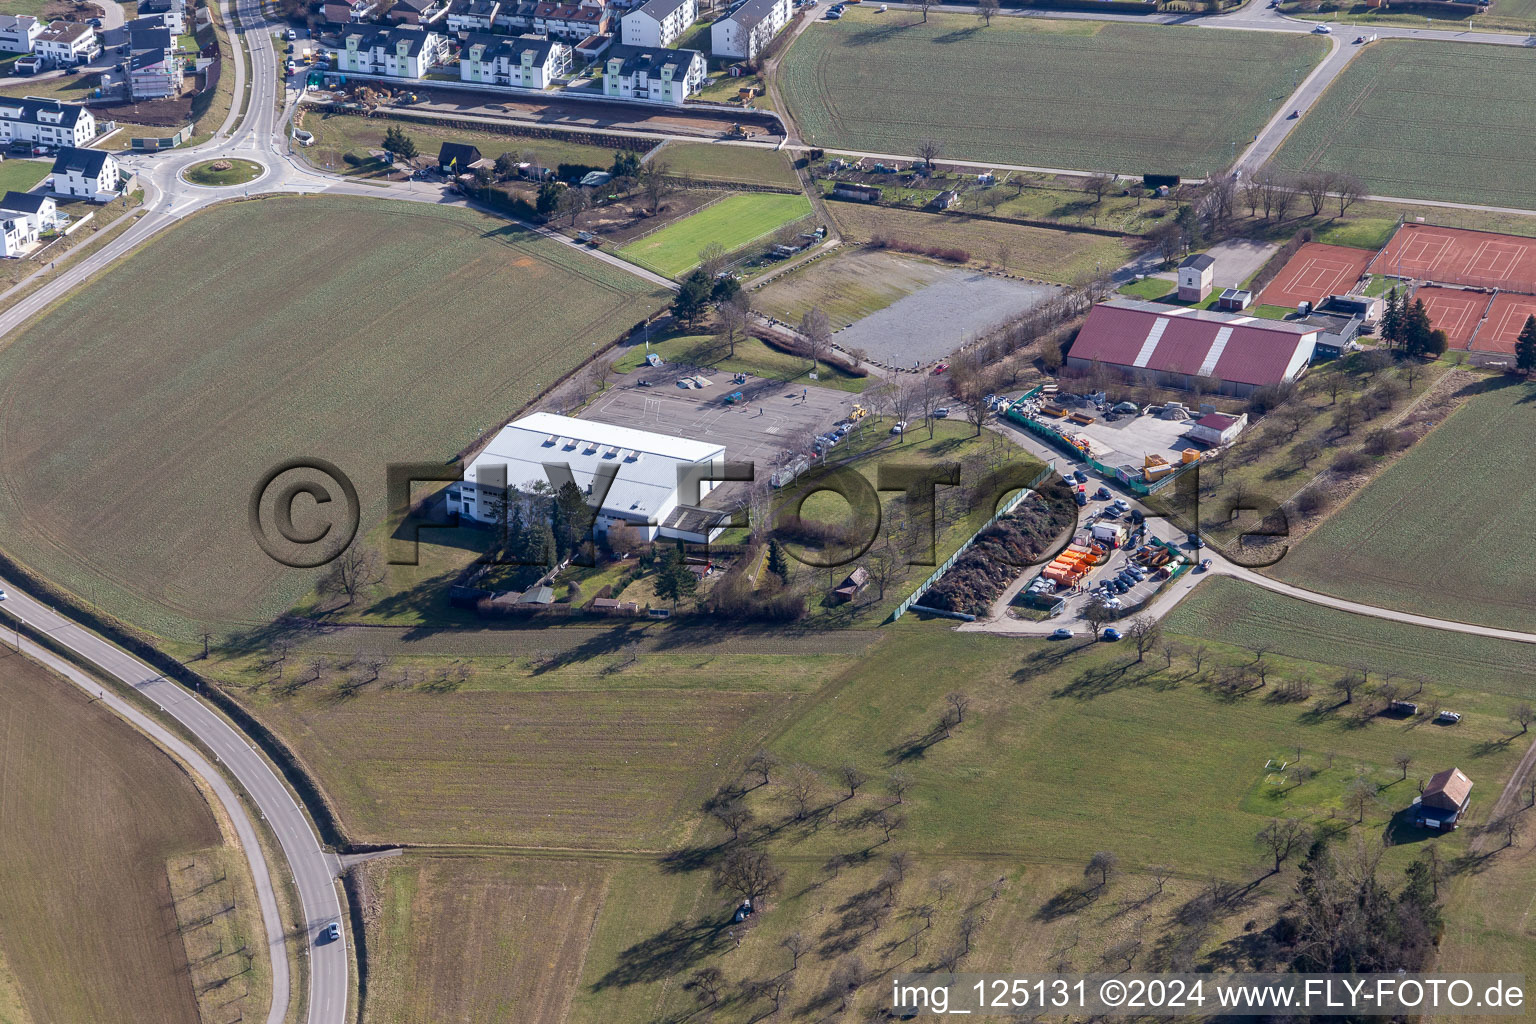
[0,196,669,642]
[0,158,48,194]
[778,11,1324,176]
[617,192,812,278]
[658,141,802,189]
[1268,380,1536,631]
[1271,40,1536,209]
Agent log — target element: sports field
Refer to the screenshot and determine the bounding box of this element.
[0,654,229,1024]
[1271,40,1536,209]
[778,11,1324,175]
[1378,222,1536,293]
[0,197,669,641]
[1475,292,1536,354]
[1411,285,1487,350]
[617,192,812,278]
[1256,242,1376,307]
[1271,381,1536,631]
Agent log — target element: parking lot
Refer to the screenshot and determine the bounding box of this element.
[582,366,859,485]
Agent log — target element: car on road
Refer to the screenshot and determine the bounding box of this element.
[1050,628,1073,640]
[1101,628,1122,642]
[1187,533,1205,549]
[1073,469,1088,483]
[1312,23,1332,32]
[323,921,340,943]
[1354,35,1365,43]
[0,589,7,601]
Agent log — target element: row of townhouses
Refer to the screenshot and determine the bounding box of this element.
[0,99,123,200]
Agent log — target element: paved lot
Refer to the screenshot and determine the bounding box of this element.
[1072,411,1202,467]
[583,366,859,475]
[1205,238,1277,289]
[833,271,1060,368]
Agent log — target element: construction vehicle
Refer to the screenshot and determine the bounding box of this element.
[848,404,868,421]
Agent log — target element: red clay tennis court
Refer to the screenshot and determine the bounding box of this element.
[1377,223,1536,293]
[1471,292,1536,355]
[1412,286,1490,350]
[1257,243,1376,308]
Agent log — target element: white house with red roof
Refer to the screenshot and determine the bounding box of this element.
[1066,299,1319,398]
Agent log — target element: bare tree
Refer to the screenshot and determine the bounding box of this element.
[716,292,752,357]
[713,845,783,904]
[557,185,589,227]
[915,137,942,172]
[639,159,672,213]
[1084,173,1114,205]
[837,761,869,799]
[1126,615,1160,663]
[887,768,913,805]
[1300,169,1334,217]
[321,540,384,606]
[686,967,724,1008]
[745,748,779,787]
[826,959,865,1012]
[1255,818,1306,873]
[1344,774,1378,824]
[1334,173,1365,218]
[976,0,999,23]
[706,798,754,842]
[698,241,728,279]
[875,808,905,842]
[798,306,831,373]
[1393,751,1413,780]
[944,691,971,724]
[781,930,808,969]
[785,763,820,820]
[1514,703,1534,734]
[1085,850,1118,889]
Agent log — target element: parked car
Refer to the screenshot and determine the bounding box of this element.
[1102,628,1122,642]
[1094,487,1111,501]
[934,406,949,418]
[1188,533,1205,549]
[1073,491,1087,507]
[1050,628,1073,640]
[891,421,907,434]
[1073,469,1088,483]
[1198,558,1212,572]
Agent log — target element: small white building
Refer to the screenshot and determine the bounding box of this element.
[33,21,98,67]
[335,25,450,78]
[1177,252,1215,303]
[137,0,187,32]
[48,146,119,202]
[1187,412,1247,447]
[620,0,696,48]
[0,98,96,150]
[450,412,728,542]
[0,190,58,233]
[460,33,571,89]
[0,14,44,54]
[603,44,705,104]
[710,0,790,60]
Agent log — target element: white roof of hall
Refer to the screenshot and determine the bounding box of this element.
[463,412,725,518]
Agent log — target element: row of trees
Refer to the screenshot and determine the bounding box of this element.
[1379,288,1449,358]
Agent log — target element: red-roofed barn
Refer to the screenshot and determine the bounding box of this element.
[1066,299,1320,397]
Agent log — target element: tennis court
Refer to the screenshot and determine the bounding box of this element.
[1377,223,1536,293]
[1411,286,1490,350]
[1257,243,1376,308]
[1473,292,1536,355]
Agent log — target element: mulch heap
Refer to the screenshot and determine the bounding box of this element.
[922,481,1079,618]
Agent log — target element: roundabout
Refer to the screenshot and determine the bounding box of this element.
[181,158,265,187]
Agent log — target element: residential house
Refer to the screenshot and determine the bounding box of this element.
[710,0,789,60]
[460,32,570,87]
[449,412,729,543]
[620,0,695,48]
[534,2,608,41]
[1415,768,1473,830]
[1186,412,1246,447]
[438,141,481,172]
[48,145,120,202]
[444,0,502,32]
[0,190,58,233]
[128,45,185,99]
[831,182,880,202]
[0,214,37,257]
[389,0,449,24]
[137,0,188,32]
[1177,252,1215,302]
[336,25,450,77]
[601,44,704,104]
[1065,298,1320,398]
[0,98,96,149]
[321,0,378,21]
[0,15,44,54]
[33,21,99,67]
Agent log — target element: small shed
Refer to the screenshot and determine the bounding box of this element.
[930,189,959,210]
[1216,287,1252,312]
[438,141,482,173]
[832,182,881,203]
[1415,767,1473,830]
[580,170,612,188]
[832,566,870,603]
